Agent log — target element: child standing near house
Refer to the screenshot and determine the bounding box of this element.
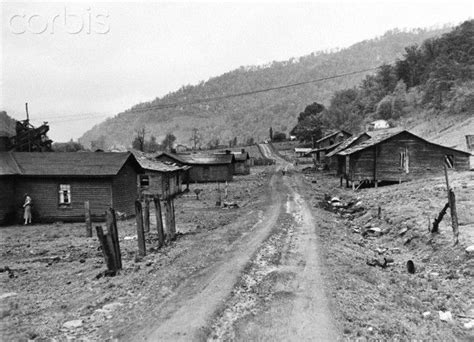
[23,193,32,225]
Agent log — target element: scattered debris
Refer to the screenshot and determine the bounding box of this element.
[0,292,18,300]
[407,260,416,274]
[63,319,83,329]
[422,311,431,319]
[439,311,454,323]
[366,257,393,268]
[124,235,137,241]
[222,202,239,209]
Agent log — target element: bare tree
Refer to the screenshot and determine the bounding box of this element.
[132,128,146,151]
[190,128,201,151]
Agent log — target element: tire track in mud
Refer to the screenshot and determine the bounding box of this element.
[206,175,337,341]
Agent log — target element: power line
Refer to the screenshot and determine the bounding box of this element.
[30,65,382,123]
[124,66,380,114]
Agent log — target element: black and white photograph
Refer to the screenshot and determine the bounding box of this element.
[1,0,473,340]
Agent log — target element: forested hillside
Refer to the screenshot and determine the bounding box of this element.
[79,26,452,150]
[0,111,16,136]
[293,20,473,147]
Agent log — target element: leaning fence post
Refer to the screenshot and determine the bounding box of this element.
[135,200,146,256]
[96,226,117,274]
[85,201,92,237]
[154,196,165,248]
[444,163,459,245]
[107,208,122,269]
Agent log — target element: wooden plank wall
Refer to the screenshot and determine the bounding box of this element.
[188,164,233,182]
[15,177,113,222]
[348,132,470,182]
[0,177,15,224]
[112,162,139,216]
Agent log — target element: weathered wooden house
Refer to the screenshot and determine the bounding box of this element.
[214,149,250,175]
[155,152,235,182]
[294,148,312,158]
[337,130,471,188]
[132,151,190,199]
[309,130,352,162]
[0,152,141,224]
[325,133,371,174]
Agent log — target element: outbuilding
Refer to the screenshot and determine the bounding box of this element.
[337,130,471,188]
[0,152,141,224]
[155,152,235,182]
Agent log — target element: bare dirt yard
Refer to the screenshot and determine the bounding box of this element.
[0,166,273,341]
[302,169,474,340]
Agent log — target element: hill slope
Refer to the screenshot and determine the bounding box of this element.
[79,27,452,150]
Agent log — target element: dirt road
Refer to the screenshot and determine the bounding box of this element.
[146,145,337,341]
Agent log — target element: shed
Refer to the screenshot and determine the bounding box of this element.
[0,152,141,224]
[132,151,190,199]
[294,148,312,158]
[155,152,235,182]
[338,130,471,187]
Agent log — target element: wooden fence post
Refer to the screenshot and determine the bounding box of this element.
[154,196,165,248]
[444,163,459,245]
[84,201,92,237]
[135,200,146,256]
[170,198,176,237]
[96,226,117,274]
[106,208,122,269]
[144,198,150,233]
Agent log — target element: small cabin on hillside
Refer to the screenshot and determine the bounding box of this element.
[155,152,235,182]
[0,152,141,224]
[337,130,471,188]
[132,151,190,199]
[309,130,352,163]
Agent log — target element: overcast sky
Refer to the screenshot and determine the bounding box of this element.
[1,0,472,141]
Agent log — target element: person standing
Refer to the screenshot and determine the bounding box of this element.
[23,193,32,225]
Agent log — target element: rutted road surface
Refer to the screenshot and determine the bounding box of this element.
[146,145,337,341]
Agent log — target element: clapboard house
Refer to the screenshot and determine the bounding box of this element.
[0,152,141,224]
[155,152,235,182]
[337,130,471,188]
[325,133,371,175]
[132,151,190,199]
[308,130,352,163]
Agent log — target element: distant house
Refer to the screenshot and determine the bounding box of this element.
[308,130,352,163]
[294,148,312,158]
[0,152,141,224]
[367,120,390,131]
[214,149,250,175]
[175,144,189,153]
[132,151,190,199]
[337,130,471,188]
[155,152,235,182]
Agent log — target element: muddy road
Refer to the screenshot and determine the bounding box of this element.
[145,145,337,341]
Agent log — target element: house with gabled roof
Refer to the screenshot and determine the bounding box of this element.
[308,130,352,163]
[214,149,250,175]
[0,152,142,224]
[337,130,471,188]
[155,152,235,182]
[131,150,190,199]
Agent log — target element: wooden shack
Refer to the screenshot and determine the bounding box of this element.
[214,149,250,175]
[0,152,141,224]
[309,130,352,163]
[133,151,190,199]
[338,130,471,188]
[155,152,235,182]
[325,133,371,175]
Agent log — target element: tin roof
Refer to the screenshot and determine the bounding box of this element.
[178,153,235,165]
[0,152,138,176]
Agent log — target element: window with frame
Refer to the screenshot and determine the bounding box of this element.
[139,175,150,187]
[59,184,71,205]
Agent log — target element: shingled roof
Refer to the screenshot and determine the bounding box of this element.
[316,130,352,144]
[338,130,472,156]
[0,152,138,176]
